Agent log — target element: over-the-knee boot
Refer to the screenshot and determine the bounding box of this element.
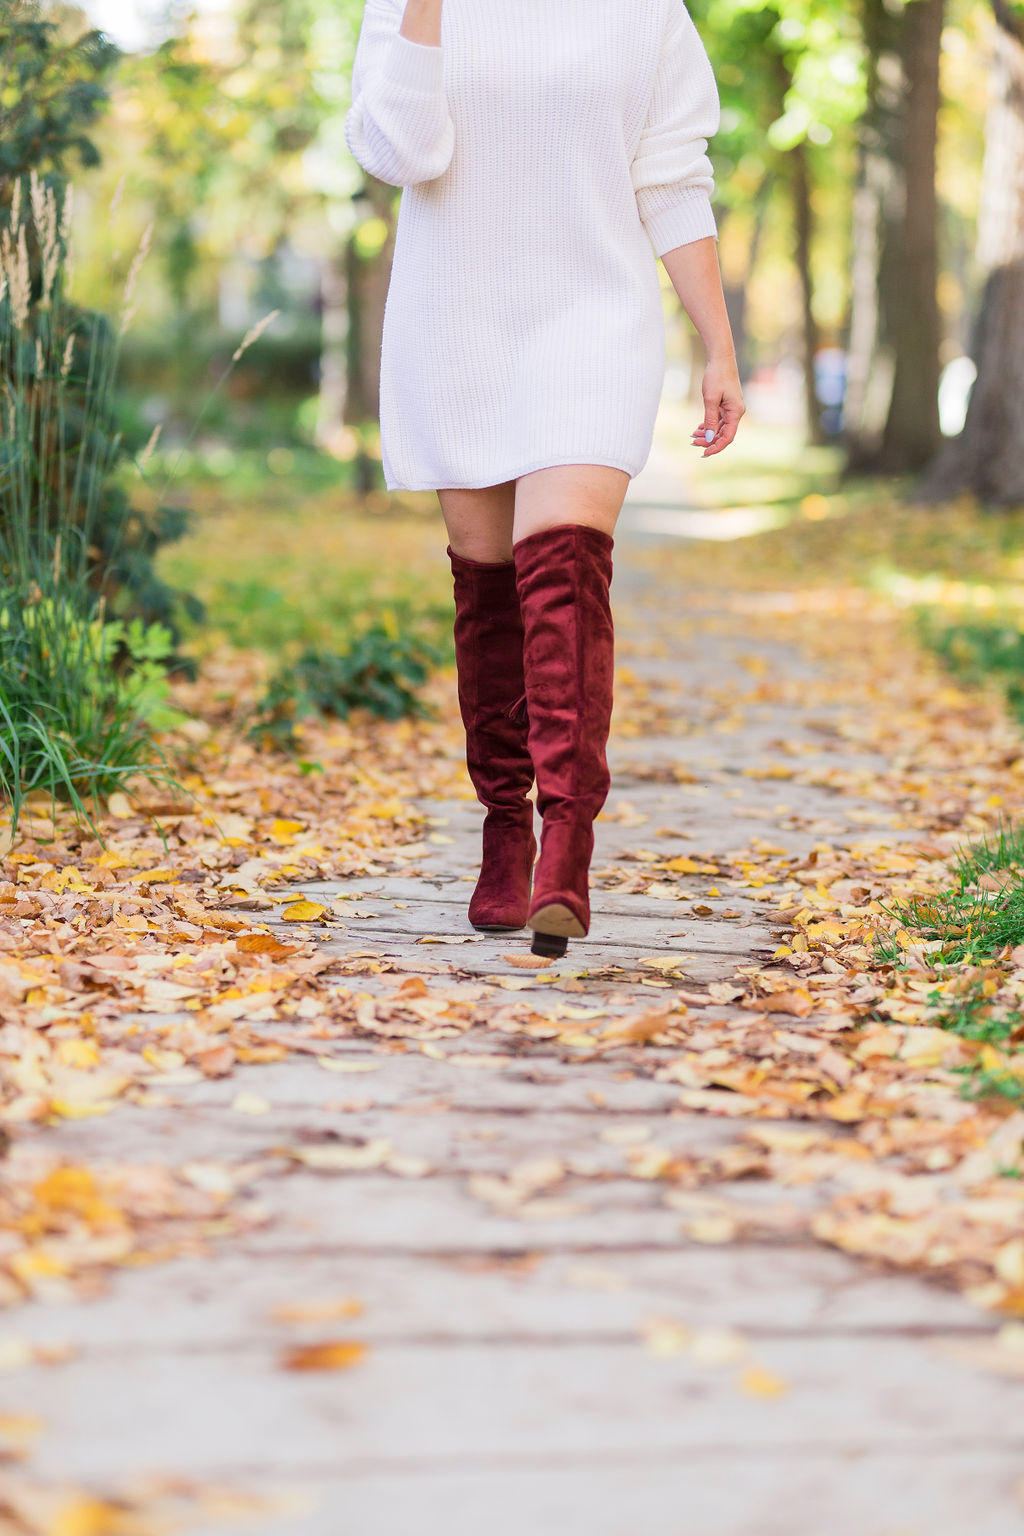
[513,524,615,958]
[449,547,537,931]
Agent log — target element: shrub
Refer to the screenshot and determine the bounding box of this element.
[0,173,186,830]
[0,5,199,634]
[249,625,441,750]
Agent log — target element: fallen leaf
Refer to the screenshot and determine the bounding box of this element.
[280,901,326,922]
[280,1341,368,1372]
[741,1365,789,1398]
[272,1298,364,1324]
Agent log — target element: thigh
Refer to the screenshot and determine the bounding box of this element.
[438,483,517,563]
[513,464,631,544]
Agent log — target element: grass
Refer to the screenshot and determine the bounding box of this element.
[156,458,454,661]
[879,824,1024,1102]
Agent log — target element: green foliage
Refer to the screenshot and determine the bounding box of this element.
[0,4,119,181]
[1,6,198,637]
[0,594,183,828]
[918,612,1024,722]
[880,825,1024,1104]
[0,146,188,825]
[250,624,441,750]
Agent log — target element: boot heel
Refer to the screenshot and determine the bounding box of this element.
[529,901,586,962]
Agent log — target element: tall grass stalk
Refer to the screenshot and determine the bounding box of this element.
[0,173,180,836]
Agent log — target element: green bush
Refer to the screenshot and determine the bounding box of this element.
[1,6,199,636]
[0,597,184,823]
[249,625,441,751]
[0,170,188,830]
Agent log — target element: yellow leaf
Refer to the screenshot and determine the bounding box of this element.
[358,799,406,820]
[0,1413,44,1440]
[741,1365,789,1399]
[273,1298,364,1324]
[280,1340,368,1372]
[50,1098,114,1120]
[281,901,326,922]
[41,866,93,894]
[9,1249,70,1282]
[663,857,701,875]
[52,1496,134,1536]
[106,792,133,818]
[269,819,306,844]
[55,1040,100,1070]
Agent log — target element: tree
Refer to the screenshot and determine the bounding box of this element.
[919,0,1024,505]
[844,0,945,474]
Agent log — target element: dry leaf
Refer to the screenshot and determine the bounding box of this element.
[280,1341,368,1372]
[272,1298,364,1324]
[280,901,326,922]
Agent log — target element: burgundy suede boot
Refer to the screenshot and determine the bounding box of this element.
[449,547,537,931]
[513,524,615,958]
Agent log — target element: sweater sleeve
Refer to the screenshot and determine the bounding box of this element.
[344,0,455,188]
[631,1,721,258]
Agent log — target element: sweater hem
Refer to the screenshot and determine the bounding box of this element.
[384,454,644,493]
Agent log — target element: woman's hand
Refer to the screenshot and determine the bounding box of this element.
[691,355,745,457]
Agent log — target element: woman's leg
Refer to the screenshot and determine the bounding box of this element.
[439,482,516,562]
[512,463,630,543]
[437,482,535,931]
[510,465,629,955]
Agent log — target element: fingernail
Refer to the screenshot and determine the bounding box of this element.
[704,429,715,445]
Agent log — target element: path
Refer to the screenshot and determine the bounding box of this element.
[4,409,1024,1536]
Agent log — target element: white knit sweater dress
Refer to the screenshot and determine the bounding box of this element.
[344,0,720,492]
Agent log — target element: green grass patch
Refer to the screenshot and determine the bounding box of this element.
[158,474,454,660]
[881,825,1024,1103]
[916,611,1024,722]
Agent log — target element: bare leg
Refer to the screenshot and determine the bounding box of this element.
[438,482,516,563]
[512,463,630,543]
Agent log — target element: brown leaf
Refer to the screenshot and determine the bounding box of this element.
[280,1341,368,1372]
[236,933,301,959]
[757,990,814,1018]
[502,953,551,970]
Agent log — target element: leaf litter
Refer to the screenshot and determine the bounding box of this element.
[5,542,1024,1511]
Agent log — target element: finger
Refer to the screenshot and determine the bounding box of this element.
[703,404,744,456]
[691,410,721,449]
[711,403,744,451]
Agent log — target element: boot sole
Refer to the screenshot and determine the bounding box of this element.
[472,923,527,934]
[529,903,586,939]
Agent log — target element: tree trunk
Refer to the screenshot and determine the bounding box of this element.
[315,248,349,457]
[879,0,944,470]
[344,175,397,428]
[791,135,825,445]
[844,0,900,465]
[772,51,824,445]
[844,0,944,474]
[918,7,1024,505]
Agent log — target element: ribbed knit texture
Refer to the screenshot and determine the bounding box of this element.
[344,0,721,492]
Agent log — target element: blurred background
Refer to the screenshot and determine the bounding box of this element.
[3,0,1024,783]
